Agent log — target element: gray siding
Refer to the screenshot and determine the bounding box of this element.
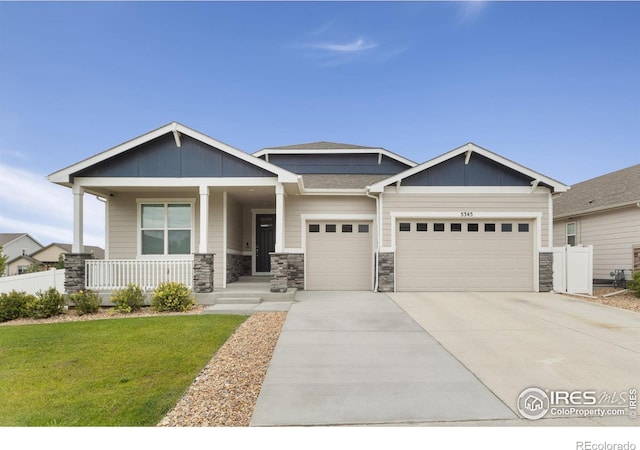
[268,153,410,175]
[75,134,274,179]
[403,154,533,187]
[553,206,640,280]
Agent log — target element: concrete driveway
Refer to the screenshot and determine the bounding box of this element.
[250,291,515,426]
[391,292,640,426]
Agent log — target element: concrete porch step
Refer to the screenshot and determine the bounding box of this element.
[215,296,262,305]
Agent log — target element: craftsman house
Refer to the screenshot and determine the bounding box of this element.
[48,122,568,293]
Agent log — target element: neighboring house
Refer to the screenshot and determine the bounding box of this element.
[5,243,104,276]
[47,122,568,293]
[553,164,640,283]
[0,233,43,276]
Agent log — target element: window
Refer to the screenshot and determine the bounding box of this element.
[566,222,576,246]
[18,265,28,274]
[342,224,353,233]
[416,223,428,232]
[468,223,479,232]
[501,223,512,232]
[399,223,411,232]
[518,223,530,233]
[309,224,320,233]
[434,223,445,232]
[140,202,192,255]
[451,223,462,232]
[484,223,496,232]
[326,224,336,233]
[358,224,369,233]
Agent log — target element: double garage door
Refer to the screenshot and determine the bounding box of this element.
[305,218,535,291]
[306,220,373,290]
[396,219,534,292]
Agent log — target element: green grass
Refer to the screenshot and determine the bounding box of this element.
[0,315,246,426]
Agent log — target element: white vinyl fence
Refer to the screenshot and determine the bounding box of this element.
[552,245,593,295]
[0,269,65,295]
[86,259,193,291]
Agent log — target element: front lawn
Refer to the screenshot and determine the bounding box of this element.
[0,315,246,426]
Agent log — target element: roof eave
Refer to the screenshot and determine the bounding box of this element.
[554,200,640,220]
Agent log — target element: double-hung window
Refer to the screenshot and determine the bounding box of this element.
[566,222,576,246]
[140,202,193,256]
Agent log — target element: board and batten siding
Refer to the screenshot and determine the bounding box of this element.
[381,190,551,248]
[284,195,376,249]
[554,206,640,280]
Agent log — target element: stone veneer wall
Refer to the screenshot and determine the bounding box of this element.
[634,246,640,273]
[287,253,304,289]
[64,253,95,294]
[193,253,214,293]
[226,253,248,283]
[378,252,395,292]
[269,253,288,293]
[539,252,553,292]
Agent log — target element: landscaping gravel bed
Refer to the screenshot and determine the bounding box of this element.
[158,311,287,427]
[564,287,640,313]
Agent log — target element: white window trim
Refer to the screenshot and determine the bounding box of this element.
[136,198,196,259]
[566,222,577,246]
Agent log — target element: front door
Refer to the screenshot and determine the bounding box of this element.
[256,214,276,273]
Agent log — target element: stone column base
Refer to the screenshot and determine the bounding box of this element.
[193,253,215,293]
[64,253,94,294]
[539,252,553,292]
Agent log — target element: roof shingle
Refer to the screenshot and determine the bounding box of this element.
[553,164,640,217]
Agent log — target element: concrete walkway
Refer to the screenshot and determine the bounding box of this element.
[250,291,515,426]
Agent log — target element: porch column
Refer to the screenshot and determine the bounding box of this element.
[72,184,84,253]
[275,183,284,253]
[199,185,209,253]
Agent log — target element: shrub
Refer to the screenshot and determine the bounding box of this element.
[111,284,145,313]
[151,282,194,312]
[0,290,32,322]
[26,288,66,319]
[628,271,640,298]
[68,290,102,315]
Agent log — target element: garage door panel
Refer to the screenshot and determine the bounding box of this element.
[306,221,373,291]
[396,219,534,292]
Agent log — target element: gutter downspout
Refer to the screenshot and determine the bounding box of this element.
[365,188,380,292]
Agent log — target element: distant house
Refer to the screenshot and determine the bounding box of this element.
[0,233,43,276]
[553,164,640,283]
[5,243,104,276]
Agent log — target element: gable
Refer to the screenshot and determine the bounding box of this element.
[266,153,411,175]
[74,134,275,179]
[402,153,533,187]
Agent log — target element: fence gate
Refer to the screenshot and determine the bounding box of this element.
[552,245,593,295]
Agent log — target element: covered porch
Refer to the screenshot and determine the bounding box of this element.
[67,180,290,294]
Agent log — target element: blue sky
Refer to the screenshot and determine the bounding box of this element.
[0,1,638,248]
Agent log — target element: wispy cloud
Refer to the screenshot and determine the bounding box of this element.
[308,37,378,54]
[294,23,402,67]
[0,162,104,247]
[457,1,489,24]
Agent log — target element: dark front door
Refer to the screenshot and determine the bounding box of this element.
[256,214,276,273]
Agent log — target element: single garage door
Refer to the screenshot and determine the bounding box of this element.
[306,220,373,290]
[396,219,534,291]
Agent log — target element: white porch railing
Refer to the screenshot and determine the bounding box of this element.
[86,259,194,291]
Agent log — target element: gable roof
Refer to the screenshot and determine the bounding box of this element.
[31,243,105,260]
[367,142,569,193]
[554,163,640,218]
[0,233,42,247]
[265,141,376,150]
[6,254,43,267]
[48,122,299,186]
[254,141,416,168]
